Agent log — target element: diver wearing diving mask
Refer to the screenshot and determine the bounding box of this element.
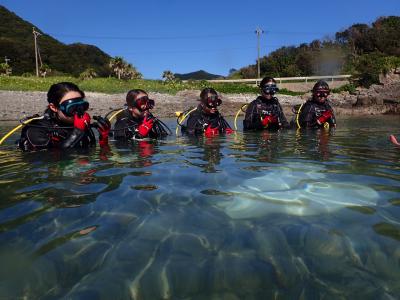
[243,77,289,131]
[18,82,110,151]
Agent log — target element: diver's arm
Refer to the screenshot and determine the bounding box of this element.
[277,103,290,128]
[60,128,86,149]
[326,103,337,127]
[186,112,204,135]
[243,101,260,130]
[113,118,136,140]
[20,126,51,151]
[299,102,317,128]
[219,115,233,133]
[60,113,92,149]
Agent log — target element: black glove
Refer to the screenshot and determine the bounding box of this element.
[93,116,111,146]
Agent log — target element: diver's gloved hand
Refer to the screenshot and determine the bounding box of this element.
[261,115,278,127]
[138,116,154,137]
[93,116,111,145]
[74,112,91,131]
[317,110,333,125]
[204,125,219,137]
[225,128,234,134]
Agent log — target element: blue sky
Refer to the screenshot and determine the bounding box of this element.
[1,0,399,79]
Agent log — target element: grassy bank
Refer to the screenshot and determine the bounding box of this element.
[0,76,303,96]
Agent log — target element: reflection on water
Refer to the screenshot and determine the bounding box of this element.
[0,116,400,299]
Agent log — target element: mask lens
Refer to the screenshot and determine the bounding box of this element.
[316,91,329,98]
[59,98,89,117]
[262,84,278,95]
[147,99,155,109]
[206,96,222,108]
[135,96,154,111]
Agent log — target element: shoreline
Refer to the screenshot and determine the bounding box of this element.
[0,90,399,121]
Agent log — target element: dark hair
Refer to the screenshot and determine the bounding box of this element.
[200,88,218,101]
[47,82,85,105]
[126,89,147,107]
[312,80,330,92]
[259,77,276,88]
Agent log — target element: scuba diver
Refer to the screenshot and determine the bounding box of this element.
[111,89,170,140]
[18,82,110,151]
[243,77,289,131]
[293,80,336,129]
[179,88,234,136]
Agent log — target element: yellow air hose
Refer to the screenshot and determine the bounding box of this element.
[295,103,304,129]
[234,104,248,130]
[175,108,196,135]
[0,116,44,145]
[109,109,124,122]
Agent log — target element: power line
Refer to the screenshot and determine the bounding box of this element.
[46,31,253,41]
[44,30,339,41]
[111,42,313,56]
[266,30,332,36]
[118,46,257,55]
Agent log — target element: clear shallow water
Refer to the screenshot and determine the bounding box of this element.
[0,116,399,299]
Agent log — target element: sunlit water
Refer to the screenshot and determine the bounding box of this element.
[0,116,399,299]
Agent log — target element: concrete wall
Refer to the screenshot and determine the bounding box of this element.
[278,80,350,92]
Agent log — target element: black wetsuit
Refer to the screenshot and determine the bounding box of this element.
[113,109,168,140]
[243,96,289,130]
[18,110,96,151]
[183,105,232,135]
[297,99,336,129]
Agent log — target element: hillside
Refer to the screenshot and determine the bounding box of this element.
[234,16,400,87]
[174,70,223,80]
[0,5,111,76]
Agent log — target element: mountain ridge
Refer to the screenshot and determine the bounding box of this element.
[174,70,224,80]
[0,5,111,76]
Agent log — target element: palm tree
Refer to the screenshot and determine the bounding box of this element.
[122,63,142,80]
[162,70,175,82]
[80,68,98,80]
[109,56,125,79]
[39,64,51,77]
[0,62,12,76]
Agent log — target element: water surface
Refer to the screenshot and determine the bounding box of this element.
[0,116,399,299]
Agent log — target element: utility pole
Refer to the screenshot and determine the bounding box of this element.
[255,27,264,80]
[33,27,41,77]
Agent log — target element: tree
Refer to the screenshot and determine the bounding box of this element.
[162,70,175,82]
[353,53,400,87]
[228,68,237,76]
[39,64,51,77]
[121,63,142,80]
[80,68,98,80]
[0,62,12,76]
[109,56,125,79]
[109,57,142,80]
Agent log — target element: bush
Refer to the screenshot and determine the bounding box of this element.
[80,68,98,80]
[21,72,33,77]
[331,83,357,94]
[353,53,400,87]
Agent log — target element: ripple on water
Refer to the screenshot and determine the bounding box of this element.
[0,117,400,299]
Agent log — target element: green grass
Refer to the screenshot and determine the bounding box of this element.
[0,76,304,96]
[331,83,357,94]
